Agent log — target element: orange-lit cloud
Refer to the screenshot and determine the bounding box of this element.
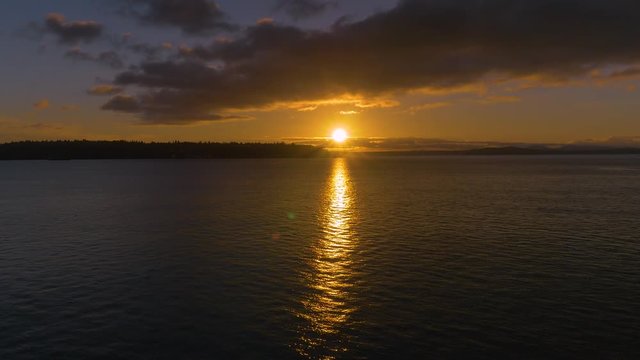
[101,0,640,125]
[222,95,398,114]
[406,102,452,115]
[33,99,50,110]
[256,17,274,26]
[87,84,123,96]
[409,83,488,96]
[596,66,640,81]
[476,96,521,105]
[44,13,103,44]
[0,118,69,142]
[60,104,79,111]
[339,110,359,116]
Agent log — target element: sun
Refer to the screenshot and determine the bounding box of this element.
[332,128,348,143]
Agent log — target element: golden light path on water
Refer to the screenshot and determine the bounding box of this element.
[296,158,357,360]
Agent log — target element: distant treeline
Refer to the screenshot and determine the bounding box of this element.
[2,141,639,160]
[0,141,328,160]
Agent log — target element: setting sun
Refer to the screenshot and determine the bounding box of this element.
[332,128,348,143]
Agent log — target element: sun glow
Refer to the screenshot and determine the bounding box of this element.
[332,128,348,143]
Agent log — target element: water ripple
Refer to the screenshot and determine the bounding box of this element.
[1,157,640,359]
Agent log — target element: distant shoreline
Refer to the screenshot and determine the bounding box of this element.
[0,141,327,160]
[0,141,639,160]
[363,146,640,157]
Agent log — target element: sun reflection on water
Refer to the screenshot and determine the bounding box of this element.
[296,158,357,360]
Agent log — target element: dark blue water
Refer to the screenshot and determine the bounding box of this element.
[1,156,639,359]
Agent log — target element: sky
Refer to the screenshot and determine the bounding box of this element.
[1,0,640,148]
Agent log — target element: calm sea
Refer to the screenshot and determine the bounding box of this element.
[1,156,639,359]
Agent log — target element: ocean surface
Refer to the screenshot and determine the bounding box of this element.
[1,156,639,359]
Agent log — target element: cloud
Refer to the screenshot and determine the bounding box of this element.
[265,96,398,112]
[339,110,359,115]
[65,48,125,69]
[126,42,175,61]
[102,95,141,112]
[87,84,124,96]
[608,67,640,80]
[103,0,640,124]
[101,93,250,124]
[25,123,65,131]
[44,13,103,44]
[476,96,521,105]
[120,0,235,34]
[256,18,275,26]
[60,104,79,111]
[34,99,50,110]
[275,0,336,20]
[406,102,451,114]
[111,32,176,61]
[0,118,73,142]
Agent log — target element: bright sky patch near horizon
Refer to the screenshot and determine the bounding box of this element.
[1,0,640,149]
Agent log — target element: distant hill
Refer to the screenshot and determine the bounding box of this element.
[0,141,327,160]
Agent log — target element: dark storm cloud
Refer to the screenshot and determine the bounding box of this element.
[128,42,174,60]
[110,32,176,61]
[103,0,640,124]
[101,90,251,124]
[276,0,336,19]
[120,0,235,34]
[45,13,103,44]
[102,94,141,112]
[65,49,125,69]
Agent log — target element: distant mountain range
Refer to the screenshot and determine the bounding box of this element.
[0,141,639,160]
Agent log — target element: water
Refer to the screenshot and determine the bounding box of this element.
[1,156,639,359]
